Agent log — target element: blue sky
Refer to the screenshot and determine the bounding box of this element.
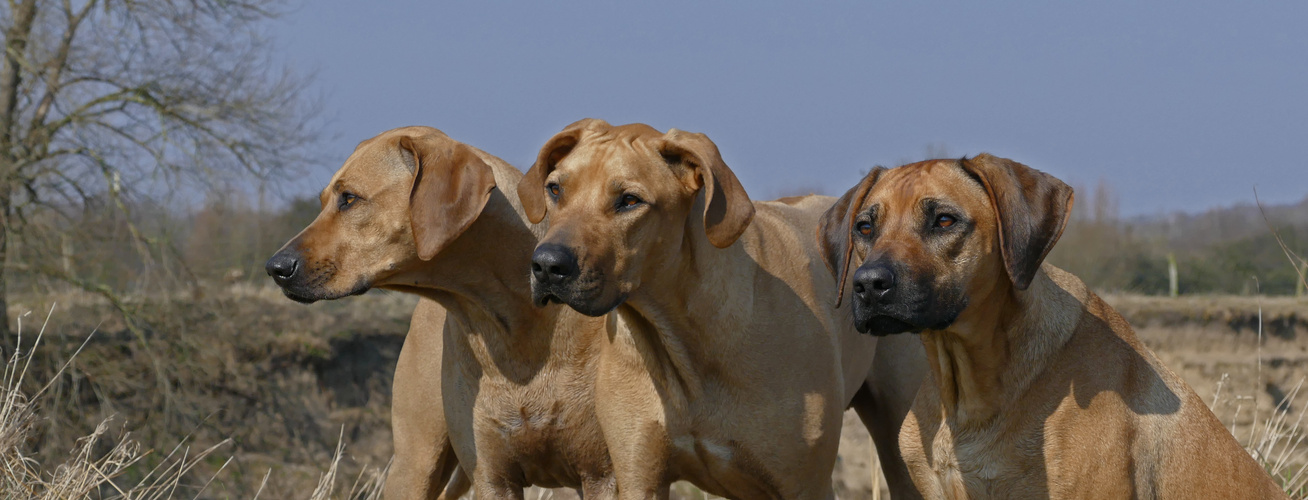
[275,1,1307,216]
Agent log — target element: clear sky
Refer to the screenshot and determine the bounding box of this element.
[274,1,1307,216]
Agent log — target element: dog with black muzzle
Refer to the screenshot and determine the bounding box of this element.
[818,154,1286,499]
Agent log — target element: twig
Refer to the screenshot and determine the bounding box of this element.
[1254,188,1308,292]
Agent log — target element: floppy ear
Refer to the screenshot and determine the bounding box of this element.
[959,154,1074,290]
[401,135,498,261]
[660,129,755,248]
[518,118,612,224]
[817,168,884,307]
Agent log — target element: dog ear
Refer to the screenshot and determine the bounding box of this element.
[959,154,1074,290]
[518,118,611,224]
[660,129,755,248]
[401,135,498,261]
[818,168,884,307]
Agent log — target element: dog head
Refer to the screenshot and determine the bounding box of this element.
[265,126,496,303]
[516,119,754,316]
[817,155,1073,335]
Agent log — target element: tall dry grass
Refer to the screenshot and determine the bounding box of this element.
[1,305,388,500]
[1,305,231,499]
[1230,377,1308,497]
[296,430,386,500]
[1208,297,1308,499]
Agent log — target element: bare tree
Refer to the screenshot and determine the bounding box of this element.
[0,0,318,341]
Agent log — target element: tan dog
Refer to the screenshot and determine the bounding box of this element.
[517,119,927,499]
[817,155,1287,499]
[265,127,617,499]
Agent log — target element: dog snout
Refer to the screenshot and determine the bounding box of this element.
[265,251,301,285]
[531,244,579,286]
[853,263,896,304]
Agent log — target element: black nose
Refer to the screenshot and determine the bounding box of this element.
[531,244,578,285]
[265,252,300,285]
[852,264,895,303]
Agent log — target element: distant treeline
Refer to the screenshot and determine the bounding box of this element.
[8,191,319,296]
[8,184,1307,297]
[1047,181,1307,296]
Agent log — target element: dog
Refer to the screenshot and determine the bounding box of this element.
[817,154,1287,498]
[266,127,617,499]
[517,119,927,499]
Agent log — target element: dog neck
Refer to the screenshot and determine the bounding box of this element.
[920,267,1080,427]
[383,159,558,359]
[614,194,758,400]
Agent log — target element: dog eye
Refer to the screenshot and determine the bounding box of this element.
[617,193,643,210]
[855,221,873,236]
[935,214,957,228]
[547,183,561,199]
[339,192,359,210]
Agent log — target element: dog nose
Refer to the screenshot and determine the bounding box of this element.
[852,264,895,303]
[531,244,579,285]
[265,252,300,285]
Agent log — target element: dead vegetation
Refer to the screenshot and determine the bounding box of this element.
[4,288,415,498]
[1,306,232,499]
[0,288,1304,498]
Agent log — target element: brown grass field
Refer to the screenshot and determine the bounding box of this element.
[2,288,1305,499]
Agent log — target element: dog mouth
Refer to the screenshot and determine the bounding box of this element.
[854,309,961,336]
[856,315,922,336]
[281,289,320,304]
[535,292,563,307]
[531,281,625,317]
[852,288,966,336]
[278,277,371,305]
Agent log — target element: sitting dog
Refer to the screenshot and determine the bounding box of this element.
[266,127,617,499]
[817,154,1287,499]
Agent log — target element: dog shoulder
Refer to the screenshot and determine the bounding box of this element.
[1043,265,1285,496]
[747,195,836,239]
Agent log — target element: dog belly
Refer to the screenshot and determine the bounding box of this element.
[665,420,838,500]
[668,436,784,500]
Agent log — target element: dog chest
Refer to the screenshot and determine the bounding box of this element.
[904,407,1051,499]
[458,375,610,488]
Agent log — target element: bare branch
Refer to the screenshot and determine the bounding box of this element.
[23,0,98,144]
[0,0,319,341]
[0,0,38,159]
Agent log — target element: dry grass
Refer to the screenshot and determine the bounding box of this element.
[7,288,414,498]
[1,305,231,499]
[1,304,396,500]
[1202,296,1308,498]
[1235,378,1308,497]
[297,430,387,500]
[5,289,1305,499]
[1106,294,1308,325]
